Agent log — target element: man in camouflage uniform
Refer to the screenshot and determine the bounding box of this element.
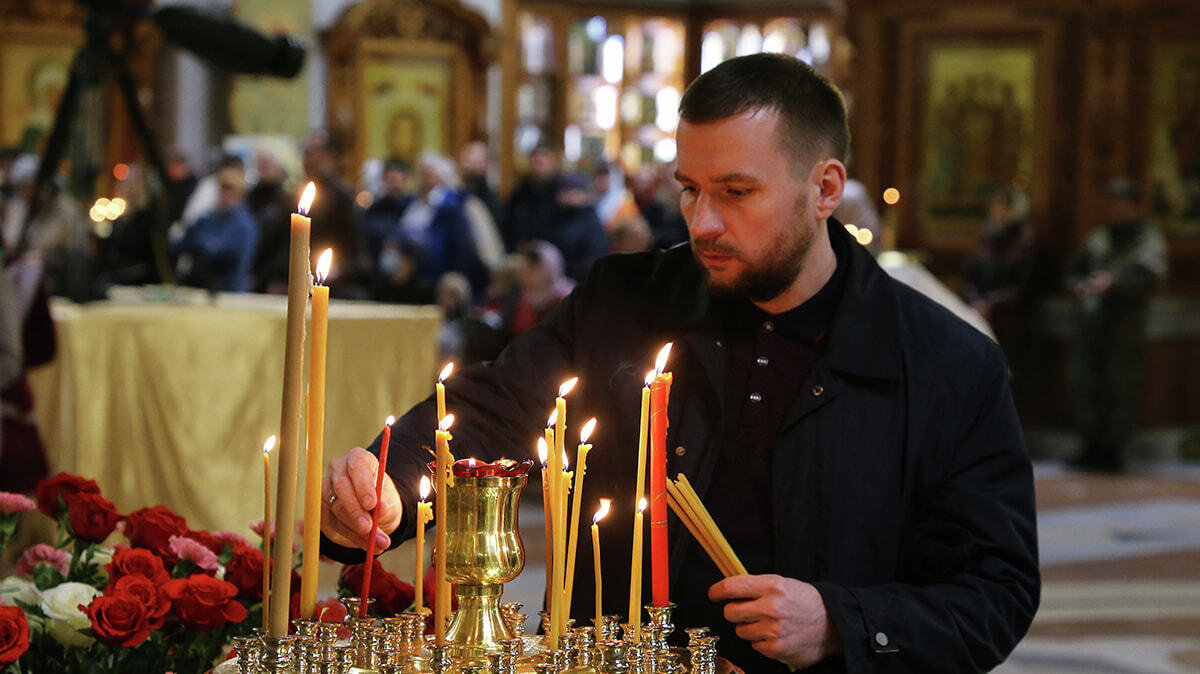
[1067,177,1168,472]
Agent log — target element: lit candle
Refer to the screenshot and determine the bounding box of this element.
[629,497,647,639]
[359,415,395,617]
[630,369,652,627]
[261,435,276,631]
[414,476,432,613]
[649,344,673,607]
[434,414,455,645]
[270,181,315,637]
[563,419,597,623]
[538,435,552,608]
[436,362,453,423]
[549,378,577,650]
[300,248,333,619]
[592,499,611,632]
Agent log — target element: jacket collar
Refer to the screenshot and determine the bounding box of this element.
[642,217,902,381]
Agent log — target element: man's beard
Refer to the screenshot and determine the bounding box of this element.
[692,214,815,304]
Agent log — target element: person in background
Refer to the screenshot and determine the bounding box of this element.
[502,145,561,250]
[458,139,502,227]
[163,147,198,226]
[364,158,413,266]
[302,131,368,297]
[961,188,1035,323]
[1067,177,1168,473]
[503,240,574,338]
[0,154,91,301]
[550,173,609,281]
[247,149,294,293]
[174,156,258,293]
[435,271,505,366]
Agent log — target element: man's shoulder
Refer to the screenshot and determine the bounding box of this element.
[888,277,1005,382]
[584,244,699,296]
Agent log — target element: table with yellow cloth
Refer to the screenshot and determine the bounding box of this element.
[28,293,442,537]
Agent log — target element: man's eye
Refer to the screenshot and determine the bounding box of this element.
[680,185,697,195]
[726,188,749,197]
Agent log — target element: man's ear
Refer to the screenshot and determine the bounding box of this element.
[812,158,847,220]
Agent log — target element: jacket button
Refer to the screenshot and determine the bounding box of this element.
[675,446,686,456]
[875,632,889,647]
[763,321,775,332]
[812,385,824,397]
[756,356,769,366]
[749,392,762,403]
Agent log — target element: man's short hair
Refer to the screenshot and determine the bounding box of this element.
[384,157,412,174]
[678,53,850,168]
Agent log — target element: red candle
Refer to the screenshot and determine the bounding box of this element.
[649,344,673,606]
[360,415,395,617]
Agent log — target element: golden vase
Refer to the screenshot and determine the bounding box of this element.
[442,473,527,666]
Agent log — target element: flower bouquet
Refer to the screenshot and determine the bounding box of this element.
[0,473,288,673]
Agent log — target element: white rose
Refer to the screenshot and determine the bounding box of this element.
[41,582,100,647]
[0,576,41,607]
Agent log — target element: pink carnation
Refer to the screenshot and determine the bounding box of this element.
[168,535,220,574]
[16,543,70,579]
[212,530,250,549]
[0,492,35,515]
[249,519,275,541]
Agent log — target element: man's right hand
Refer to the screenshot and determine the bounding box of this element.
[321,447,403,551]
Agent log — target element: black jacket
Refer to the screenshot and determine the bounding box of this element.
[329,220,1039,673]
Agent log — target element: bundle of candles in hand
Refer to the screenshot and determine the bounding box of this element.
[666,475,748,578]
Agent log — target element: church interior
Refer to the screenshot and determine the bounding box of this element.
[0,0,1199,671]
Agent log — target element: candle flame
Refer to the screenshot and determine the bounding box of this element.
[593,498,611,523]
[655,343,673,375]
[580,418,597,443]
[558,377,579,397]
[563,451,569,470]
[315,248,333,284]
[419,475,431,500]
[262,435,277,455]
[298,181,316,215]
[644,370,656,387]
[438,362,454,382]
[537,437,548,465]
[547,409,558,427]
[637,497,647,513]
[466,458,478,468]
[385,415,396,427]
[439,414,455,432]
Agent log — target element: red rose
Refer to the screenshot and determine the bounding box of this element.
[223,543,265,599]
[36,473,101,518]
[84,593,151,647]
[106,574,171,629]
[340,559,415,615]
[65,492,122,543]
[162,574,247,631]
[124,506,189,559]
[106,546,170,586]
[0,606,30,665]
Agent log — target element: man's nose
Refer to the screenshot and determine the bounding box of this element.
[688,192,723,239]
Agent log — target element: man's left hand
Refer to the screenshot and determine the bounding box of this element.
[709,574,842,669]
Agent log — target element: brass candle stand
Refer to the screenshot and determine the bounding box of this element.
[221,469,731,673]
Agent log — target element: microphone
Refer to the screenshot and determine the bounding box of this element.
[153,5,305,79]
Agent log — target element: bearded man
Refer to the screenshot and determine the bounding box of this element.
[320,54,1039,673]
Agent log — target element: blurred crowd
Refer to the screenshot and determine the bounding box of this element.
[0,133,692,367]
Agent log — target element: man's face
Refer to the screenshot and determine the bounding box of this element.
[216,166,246,211]
[675,108,819,303]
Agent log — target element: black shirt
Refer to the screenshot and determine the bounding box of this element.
[675,228,848,673]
